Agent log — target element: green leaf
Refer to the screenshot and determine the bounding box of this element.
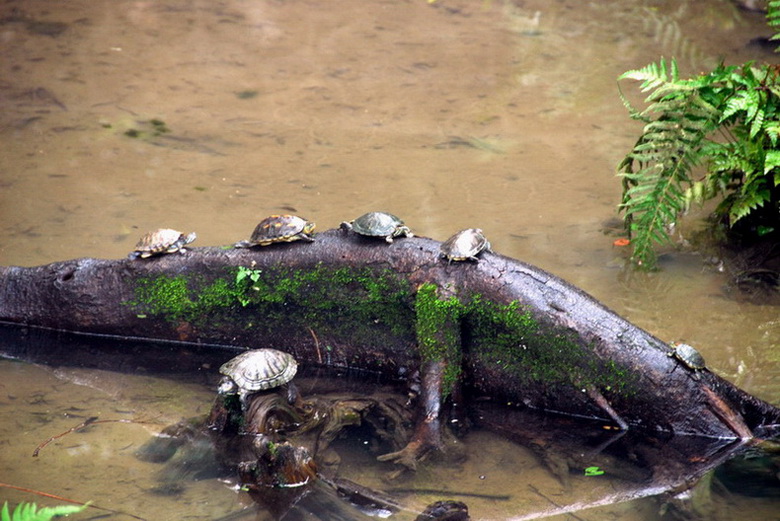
[729,187,771,225]
[584,466,605,476]
[1,502,87,521]
[764,150,780,174]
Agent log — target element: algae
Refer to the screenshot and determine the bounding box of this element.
[127,266,636,398]
[463,295,637,396]
[414,282,463,395]
[127,264,416,349]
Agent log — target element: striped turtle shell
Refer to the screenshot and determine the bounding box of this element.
[440,228,492,262]
[340,211,413,243]
[129,228,196,259]
[669,342,706,370]
[235,215,315,248]
[219,348,298,393]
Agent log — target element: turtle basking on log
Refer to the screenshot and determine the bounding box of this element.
[128,228,196,259]
[1,228,778,474]
[234,215,316,248]
[440,228,493,263]
[217,348,299,408]
[341,211,413,243]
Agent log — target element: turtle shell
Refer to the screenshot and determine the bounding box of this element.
[129,228,196,259]
[237,215,315,247]
[341,212,413,243]
[219,348,298,392]
[670,343,706,370]
[440,228,492,262]
[416,501,469,521]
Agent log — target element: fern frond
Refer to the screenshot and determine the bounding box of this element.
[618,59,671,93]
[729,186,771,224]
[1,502,87,521]
[768,1,780,50]
[750,106,766,138]
[765,149,780,173]
[617,62,723,268]
[721,90,753,121]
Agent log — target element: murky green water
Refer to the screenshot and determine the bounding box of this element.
[1,0,779,519]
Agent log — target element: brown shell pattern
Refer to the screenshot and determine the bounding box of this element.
[440,228,491,261]
[132,228,195,258]
[248,215,315,245]
[219,348,298,391]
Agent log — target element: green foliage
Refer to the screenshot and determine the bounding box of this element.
[415,283,464,395]
[1,502,87,521]
[584,466,605,477]
[617,7,780,269]
[769,1,780,51]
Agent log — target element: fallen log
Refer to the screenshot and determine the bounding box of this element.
[0,229,778,440]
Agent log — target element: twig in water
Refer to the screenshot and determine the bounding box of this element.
[308,327,322,364]
[0,482,149,521]
[33,416,155,457]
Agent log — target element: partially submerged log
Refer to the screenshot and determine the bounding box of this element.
[0,229,778,439]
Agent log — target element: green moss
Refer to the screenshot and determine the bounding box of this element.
[415,282,463,395]
[463,295,637,396]
[132,275,192,317]
[126,266,637,398]
[128,271,242,322]
[127,264,415,346]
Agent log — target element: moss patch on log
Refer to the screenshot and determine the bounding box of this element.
[129,273,239,320]
[415,282,463,396]
[127,264,416,349]
[126,267,637,397]
[463,295,637,397]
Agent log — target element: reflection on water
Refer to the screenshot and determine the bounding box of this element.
[1,328,780,520]
[1,0,779,518]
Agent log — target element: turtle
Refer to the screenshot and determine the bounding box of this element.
[414,500,470,521]
[234,215,315,248]
[668,342,706,374]
[218,349,299,407]
[128,228,196,259]
[340,212,413,243]
[440,228,493,263]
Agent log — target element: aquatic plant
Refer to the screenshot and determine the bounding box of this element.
[616,3,780,269]
[1,502,86,521]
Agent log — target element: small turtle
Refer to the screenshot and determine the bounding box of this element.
[340,212,413,243]
[234,215,315,248]
[440,228,493,263]
[415,500,470,521]
[128,228,196,259]
[218,349,298,407]
[668,342,706,373]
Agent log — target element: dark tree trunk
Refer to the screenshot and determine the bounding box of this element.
[0,229,778,439]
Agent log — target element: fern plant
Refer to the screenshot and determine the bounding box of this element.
[0,502,86,521]
[617,4,780,269]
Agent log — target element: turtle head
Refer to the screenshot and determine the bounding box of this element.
[217,376,239,395]
[303,220,316,235]
[184,232,197,245]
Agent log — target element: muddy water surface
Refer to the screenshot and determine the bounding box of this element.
[1,0,779,519]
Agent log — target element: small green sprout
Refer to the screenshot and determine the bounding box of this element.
[584,466,605,476]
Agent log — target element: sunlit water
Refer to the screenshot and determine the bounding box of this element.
[1,0,779,519]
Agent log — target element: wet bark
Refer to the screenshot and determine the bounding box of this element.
[0,229,778,439]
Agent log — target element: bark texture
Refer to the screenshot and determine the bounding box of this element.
[0,229,777,439]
